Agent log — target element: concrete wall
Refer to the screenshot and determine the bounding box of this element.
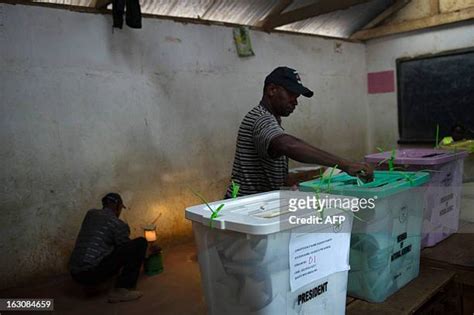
[0,3,368,289]
[365,21,474,151]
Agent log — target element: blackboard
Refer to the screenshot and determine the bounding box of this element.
[397,48,474,144]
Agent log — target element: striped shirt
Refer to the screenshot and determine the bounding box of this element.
[69,208,130,273]
[226,103,288,197]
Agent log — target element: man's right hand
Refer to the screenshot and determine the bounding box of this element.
[269,134,374,183]
[343,162,374,183]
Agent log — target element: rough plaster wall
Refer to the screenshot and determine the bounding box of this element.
[365,21,474,151]
[0,3,368,289]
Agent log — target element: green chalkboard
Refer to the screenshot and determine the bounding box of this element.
[397,48,474,144]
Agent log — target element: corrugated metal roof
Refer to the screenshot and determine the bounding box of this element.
[283,0,326,13]
[33,0,94,7]
[139,0,280,26]
[140,0,213,18]
[30,0,395,39]
[200,0,278,25]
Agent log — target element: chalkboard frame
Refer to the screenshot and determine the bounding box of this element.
[396,47,474,144]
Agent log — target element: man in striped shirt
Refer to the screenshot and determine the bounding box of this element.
[226,66,373,197]
[69,193,147,303]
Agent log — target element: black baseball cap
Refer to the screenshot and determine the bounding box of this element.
[265,66,314,98]
[102,192,127,208]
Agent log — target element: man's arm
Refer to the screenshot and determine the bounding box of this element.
[114,221,131,246]
[269,134,373,181]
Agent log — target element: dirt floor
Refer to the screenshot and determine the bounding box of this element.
[0,242,206,315]
[2,221,473,315]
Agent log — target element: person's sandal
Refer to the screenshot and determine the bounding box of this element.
[108,288,143,303]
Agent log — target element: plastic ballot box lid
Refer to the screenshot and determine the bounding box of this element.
[365,148,468,166]
[185,190,357,235]
[299,171,430,199]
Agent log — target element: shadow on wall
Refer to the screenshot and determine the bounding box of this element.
[96,18,232,244]
[86,119,230,247]
[0,114,229,291]
[0,13,236,290]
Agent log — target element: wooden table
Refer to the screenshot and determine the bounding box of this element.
[421,221,474,314]
[346,266,460,314]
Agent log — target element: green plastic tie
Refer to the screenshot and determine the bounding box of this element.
[189,187,224,228]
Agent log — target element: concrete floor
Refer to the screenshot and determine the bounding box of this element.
[0,242,207,315]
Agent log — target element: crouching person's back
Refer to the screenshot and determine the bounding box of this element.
[69,193,147,303]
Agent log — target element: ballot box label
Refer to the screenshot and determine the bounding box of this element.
[289,224,351,292]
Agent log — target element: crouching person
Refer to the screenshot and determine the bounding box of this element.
[69,193,147,303]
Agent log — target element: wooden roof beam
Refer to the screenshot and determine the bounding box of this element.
[351,6,474,41]
[256,0,293,27]
[261,0,370,30]
[360,0,411,30]
[430,0,440,16]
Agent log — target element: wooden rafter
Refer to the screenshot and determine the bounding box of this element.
[261,0,370,30]
[361,0,411,30]
[430,0,440,16]
[256,0,293,27]
[351,6,474,40]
